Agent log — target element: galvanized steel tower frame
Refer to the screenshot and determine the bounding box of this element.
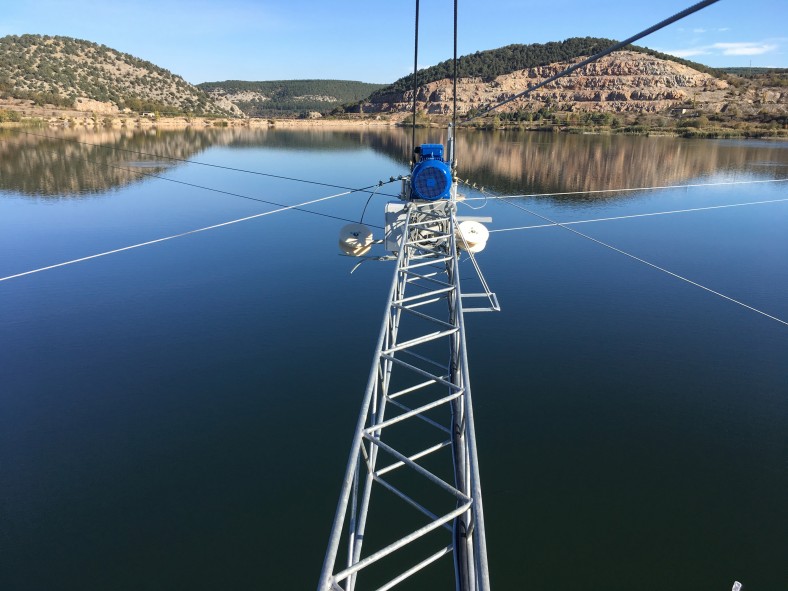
[318,187,499,590]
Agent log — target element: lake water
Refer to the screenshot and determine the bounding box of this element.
[1,127,786,590]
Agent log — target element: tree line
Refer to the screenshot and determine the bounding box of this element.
[371,37,723,99]
[0,34,228,116]
[199,79,385,116]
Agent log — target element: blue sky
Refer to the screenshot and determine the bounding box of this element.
[3,1,786,84]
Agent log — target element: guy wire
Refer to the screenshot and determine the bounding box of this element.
[497,196,788,327]
[52,149,388,228]
[463,0,721,123]
[0,187,377,284]
[412,0,420,158]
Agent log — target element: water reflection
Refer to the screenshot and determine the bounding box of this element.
[362,129,788,198]
[2,126,786,200]
[0,127,382,198]
[0,129,203,197]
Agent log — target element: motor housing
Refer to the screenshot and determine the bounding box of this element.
[410,143,452,201]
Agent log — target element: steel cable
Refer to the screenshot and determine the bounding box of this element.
[487,197,788,233]
[462,0,721,123]
[13,130,401,197]
[497,196,788,327]
[51,150,389,228]
[0,188,371,283]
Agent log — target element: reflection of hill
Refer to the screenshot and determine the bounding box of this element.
[0,127,380,198]
[3,127,785,200]
[359,128,788,198]
[223,128,371,151]
[0,129,218,196]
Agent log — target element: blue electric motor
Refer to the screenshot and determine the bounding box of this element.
[410,143,452,201]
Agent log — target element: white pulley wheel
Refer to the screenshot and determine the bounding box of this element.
[339,223,373,256]
[456,220,489,251]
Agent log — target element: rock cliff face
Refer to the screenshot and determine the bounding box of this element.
[363,51,784,118]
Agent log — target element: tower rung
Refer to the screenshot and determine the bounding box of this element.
[371,474,452,532]
[364,391,462,434]
[375,439,453,477]
[331,503,472,585]
[399,257,452,271]
[385,398,450,433]
[379,355,460,390]
[399,349,447,372]
[403,271,453,288]
[387,377,446,399]
[405,243,447,257]
[382,327,458,354]
[362,434,469,501]
[405,236,450,248]
[393,285,454,305]
[391,304,455,329]
[373,545,454,591]
[385,398,450,434]
[403,269,442,280]
[398,296,444,309]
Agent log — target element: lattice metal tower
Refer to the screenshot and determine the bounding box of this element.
[318,172,499,590]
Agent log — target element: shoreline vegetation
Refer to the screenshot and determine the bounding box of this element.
[1,101,786,139]
[1,35,784,140]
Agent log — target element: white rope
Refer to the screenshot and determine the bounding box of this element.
[489,197,788,233]
[462,178,788,202]
[499,198,788,328]
[0,190,353,283]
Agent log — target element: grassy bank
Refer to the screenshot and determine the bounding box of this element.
[2,101,785,139]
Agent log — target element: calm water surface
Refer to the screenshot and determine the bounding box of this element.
[1,128,786,590]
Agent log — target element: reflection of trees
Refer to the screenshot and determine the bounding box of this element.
[0,128,377,198]
[2,127,785,200]
[360,128,788,199]
[224,129,373,151]
[0,129,217,197]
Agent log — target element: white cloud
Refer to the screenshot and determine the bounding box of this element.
[693,28,707,33]
[661,40,780,59]
[713,42,778,56]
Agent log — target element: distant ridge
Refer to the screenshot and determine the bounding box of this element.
[198,79,386,117]
[372,37,722,99]
[356,44,787,133]
[0,34,237,116]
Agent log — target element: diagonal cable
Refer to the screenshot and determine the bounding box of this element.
[463,0,721,123]
[63,151,386,228]
[0,189,363,283]
[497,197,788,327]
[459,178,788,202]
[488,197,788,233]
[13,131,401,197]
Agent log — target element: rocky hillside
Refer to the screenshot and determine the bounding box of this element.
[198,79,385,117]
[359,40,786,124]
[365,51,730,115]
[0,34,239,117]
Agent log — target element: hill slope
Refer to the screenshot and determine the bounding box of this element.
[372,37,721,99]
[359,41,786,125]
[0,34,239,116]
[198,79,386,117]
